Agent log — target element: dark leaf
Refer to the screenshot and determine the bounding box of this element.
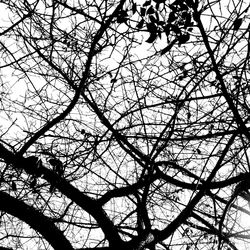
[81,129,85,134]
[176,1,188,11]
[169,1,188,11]
[120,9,128,17]
[143,0,151,6]
[110,78,117,83]
[117,16,128,24]
[233,18,243,30]
[158,21,166,26]
[49,158,63,167]
[132,3,137,14]
[146,32,158,43]
[178,33,190,45]
[117,10,128,23]
[168,12,176,23]
[136,19,144,29]
[185,0,194,7]
[171,24,181,34]
[147,6,155,15]
[169,4,178,12]
[149,15,156,24]
[147,22,157,33]
[164,24,171,37]
[184,13,192,29]
[197,149,201,154]
[140,7,146,16]
[181,11,188,18]
[30,178,37,189]
[11,181,17,191]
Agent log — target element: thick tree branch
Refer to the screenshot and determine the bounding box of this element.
[0,191,74,250]
[0,143,124,247]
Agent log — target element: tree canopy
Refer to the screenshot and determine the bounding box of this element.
[0,0,250,249]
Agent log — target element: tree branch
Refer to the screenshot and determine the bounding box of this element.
[0,191,74,250]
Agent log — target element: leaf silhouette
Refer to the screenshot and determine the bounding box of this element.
[147,6,155,15]
[233,18,243,30]
[147,22,157,32]
[30,178,37,189]
[168,12,176,23]
[117,9,128,23]
[12,181,17,191]
[49,158,63,167]
[140,7,146,16]
[137,19,144,29]
[132,3,137,14]
[149,15,156,24]
[146,32,157,43]
[143,0,151,6]
[178,33,190,45]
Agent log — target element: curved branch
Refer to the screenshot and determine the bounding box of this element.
[0,191,74,250]
[0,143,123,247]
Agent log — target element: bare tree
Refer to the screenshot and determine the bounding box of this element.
[0,0,250,249]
